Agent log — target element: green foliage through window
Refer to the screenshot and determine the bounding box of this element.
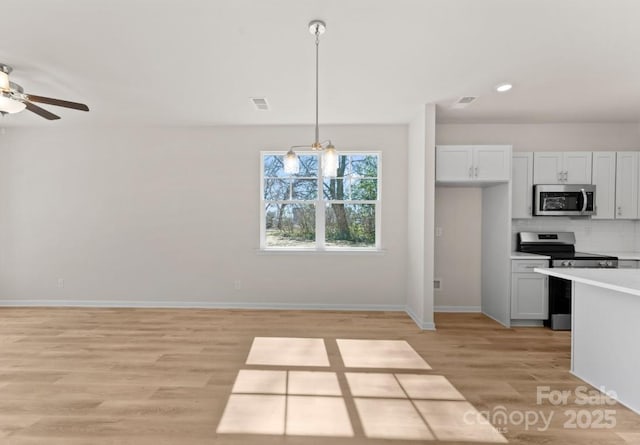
[262,152,379,249]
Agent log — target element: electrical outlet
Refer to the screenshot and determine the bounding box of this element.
[435,227,443,237]
[57,278,64,288]
[234,280,242,290]
[433,279,442,290]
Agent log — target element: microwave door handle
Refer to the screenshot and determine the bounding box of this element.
[581,188,587,212]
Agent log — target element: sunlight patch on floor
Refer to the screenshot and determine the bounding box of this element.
[218,337,506,442]
[231,370,287,394]
[245,337,330,367]
[345,372,406,398]
[415,400,508,443]
[286,395,354,437]
[288,371,342,396]
[396,374,466,400]
[337,339,431,369]
[216,394,285,435]
[354,398,435,440]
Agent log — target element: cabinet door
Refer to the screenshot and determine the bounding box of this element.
[436,146,474,182]
[533,152,563,184]
[591,152,616,219]
[615,152,639,219]
[511,273,549,319]
[473,146,510,181]
[563,152,592,184]
[512,153,533,219]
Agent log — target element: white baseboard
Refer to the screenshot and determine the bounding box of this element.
[0,299,406,312]
[510,319,544,327]
[405,306,436,330]
[0,299,437,331]
[434,305,481,313]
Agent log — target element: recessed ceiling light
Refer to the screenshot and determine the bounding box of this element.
[496,83,512,93]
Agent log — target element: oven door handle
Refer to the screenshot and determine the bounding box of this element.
[581,188,587,213]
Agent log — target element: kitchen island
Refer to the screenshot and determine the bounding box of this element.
[534,268,640,414]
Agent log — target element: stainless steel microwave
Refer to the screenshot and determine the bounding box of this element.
[533,184,596,216]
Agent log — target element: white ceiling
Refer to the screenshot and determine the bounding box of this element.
[2,0,640,127]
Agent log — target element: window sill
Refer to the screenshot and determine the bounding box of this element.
[256,248,387,256]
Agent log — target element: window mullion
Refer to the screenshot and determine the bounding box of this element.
[317,163,325,250]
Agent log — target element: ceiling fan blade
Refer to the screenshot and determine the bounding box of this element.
[25,94,89,112]
[24,101,61,120]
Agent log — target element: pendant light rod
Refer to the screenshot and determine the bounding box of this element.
[309,20,325,149]
[315,26,319,146]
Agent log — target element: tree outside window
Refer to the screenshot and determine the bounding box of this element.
[261,152,380,250]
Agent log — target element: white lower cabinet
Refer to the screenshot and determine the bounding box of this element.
[511,260,549,319]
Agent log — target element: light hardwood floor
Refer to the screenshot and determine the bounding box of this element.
[0,308,638,444]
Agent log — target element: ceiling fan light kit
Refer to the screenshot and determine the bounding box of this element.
[0,63,90,120]
[283,20,339,177]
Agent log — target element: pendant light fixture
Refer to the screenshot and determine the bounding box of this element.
[283,20,339,177]
[0,69,26,114]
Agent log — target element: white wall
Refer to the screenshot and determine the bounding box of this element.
[437,123,640,152]
[434,122,640,310]
[434,187,481,310]
[406,105,436,329]
[407,112,426,323]
[0,125,408,309]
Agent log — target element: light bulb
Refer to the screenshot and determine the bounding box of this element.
[0,72,9,90]
[0,95,26,114]
[322,145,339,177]
[283,149,300,175]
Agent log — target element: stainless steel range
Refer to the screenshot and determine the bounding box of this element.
[517,231,618,330]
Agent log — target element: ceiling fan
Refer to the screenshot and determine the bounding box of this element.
[0,63,89,120]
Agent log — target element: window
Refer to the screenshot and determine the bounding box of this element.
[261,152,380,250]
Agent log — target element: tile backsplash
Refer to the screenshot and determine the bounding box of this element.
[512,218,640,253]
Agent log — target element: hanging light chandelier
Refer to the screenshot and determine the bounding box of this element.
[283,20,339,177]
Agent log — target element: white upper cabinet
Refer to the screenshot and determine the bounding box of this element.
[474,146,511,181]
[436,145,511,183]
[435,146,474,181]
[615,151,639,219]
[591,152,616,219]
[512,152,533,219]
[563,152,593,184]
[533,152,592,184]
[532,152,563,184]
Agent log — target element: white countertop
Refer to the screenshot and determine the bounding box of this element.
[586,251,640,261]
[534,268,640,297]
[511,252,550,260]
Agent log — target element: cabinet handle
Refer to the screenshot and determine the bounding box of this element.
[617,206,622,216]
[528,205,532,214]
[475,166,478,177]
[557,171,562,182]
[469,167,473,178]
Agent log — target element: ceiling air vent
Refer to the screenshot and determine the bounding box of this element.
[451,96,478,109]
[250,97,270,111]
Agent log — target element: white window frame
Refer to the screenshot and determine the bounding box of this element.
[260,150,382,252]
